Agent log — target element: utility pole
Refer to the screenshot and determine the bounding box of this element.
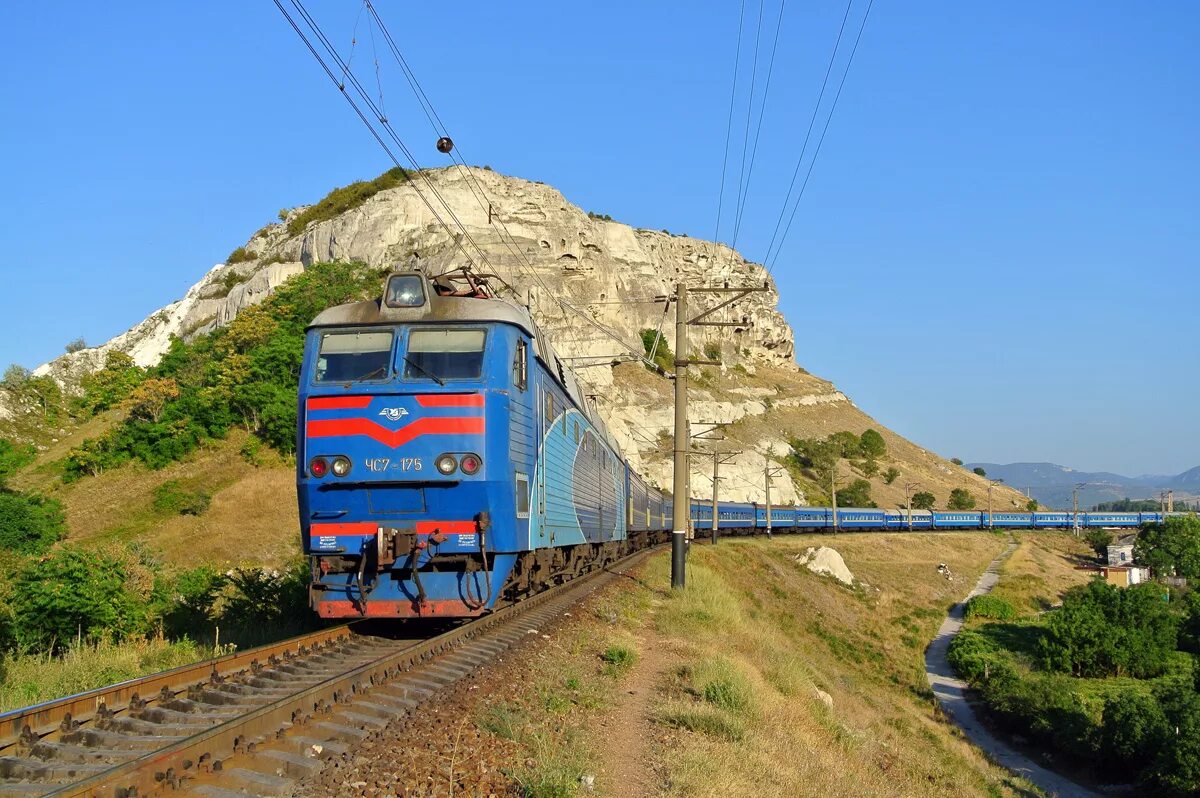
[904,481,922,532]
[765,463,785,538]
[831,465,839,533]
[710,451,739,545]
[1072,482,1086,537]
[1168,490,1175,514]
[670,281,767,589]
[987,479,1004,529]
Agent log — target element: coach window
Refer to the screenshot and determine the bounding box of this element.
[315,330,394,383]
[513,340,528,391]
[403,329,485,380]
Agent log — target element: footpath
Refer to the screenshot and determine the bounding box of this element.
[924,541,1102,798]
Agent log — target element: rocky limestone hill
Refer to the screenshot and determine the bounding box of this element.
[2,167,1029,560]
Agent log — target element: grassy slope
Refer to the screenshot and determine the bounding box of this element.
[478,533,1037,797]
[644,534,1030,797]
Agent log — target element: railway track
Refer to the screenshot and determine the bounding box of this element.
[0,547,658,798]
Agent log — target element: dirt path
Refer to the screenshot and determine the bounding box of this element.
[925,541,1102,798]
[595,613,672,797]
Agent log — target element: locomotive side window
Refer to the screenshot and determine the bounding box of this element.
[513,339,528,391]
[315,330,394,383]
[403,329,485,380]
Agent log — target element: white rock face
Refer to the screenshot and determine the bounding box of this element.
[11,167,827,502]
[796,546,855,585]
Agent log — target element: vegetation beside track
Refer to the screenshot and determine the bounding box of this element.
[951,527,1200,795]
[474,533,1035,798]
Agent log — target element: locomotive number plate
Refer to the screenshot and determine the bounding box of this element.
[365,457,424,473]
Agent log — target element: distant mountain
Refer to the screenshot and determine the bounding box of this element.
[966,461,1199,510]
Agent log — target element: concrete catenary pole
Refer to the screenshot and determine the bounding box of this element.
[711,453,720,545]
[831,465,839,533]
[765,464,773,539]
[671,283,689,588]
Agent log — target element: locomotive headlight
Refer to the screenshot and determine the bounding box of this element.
[435,453,458,475]
[331,456,352,477]
[459,453,482,475]
[310,457,329,478]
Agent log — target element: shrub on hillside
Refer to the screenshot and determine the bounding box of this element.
[1099,689,1169,776]
[287,167,409,236]
[152,481,211,516]
[883,466,900,485]
[838,478,874,508]
[859,429,886,459]
[965,595,1017,621]
[948,488,976,510]
[0,439,34,484]
[226,247,256,264]
[78,351,145,414]
[911,491,936,510]
[0,490,65,555]
[220,561,309,633]
[63,261,385,478]
[10,547,153,651]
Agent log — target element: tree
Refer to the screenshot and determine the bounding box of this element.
[1040,581,1178,678]
[1026,499,1039,512]
[911,491,936,510]
[1136,516,1200,580]
[858,458,879,478]
[1085,529,1114,558]
[829,431,863,459]
[126,378,180,423]
[973,467,987,477]
[789,437,840,487]
[1100,690,1170,775]
[2,364,30,389]
[11,546,150,651]
[950,457,964,466]
[948,488,976,510]
[859,429,886,459]
[883,466,900,485]
[0,490,65,555]
[64,337,87,354]
[838,479,874,508]
[79,351,144,413]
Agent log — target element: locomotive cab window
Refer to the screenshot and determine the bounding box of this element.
[403,329,485,381]
[315,330,394,383]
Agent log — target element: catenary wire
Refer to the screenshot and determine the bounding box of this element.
[767,0,874,273]
[761,0,857,269]
[714,0,748,242]
[729,0,767,250]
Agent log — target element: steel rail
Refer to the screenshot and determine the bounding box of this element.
[0,625,356,755]
[22,546,659,798]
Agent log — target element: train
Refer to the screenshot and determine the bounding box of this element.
[295,267,1164,619]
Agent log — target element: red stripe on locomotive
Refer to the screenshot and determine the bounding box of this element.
[305,416,485,448]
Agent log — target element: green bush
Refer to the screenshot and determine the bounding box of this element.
[0,490,65,555]
[0,439,34,484]
[948,488,976,510]
[911,491,936,510]
[64,261,384,478]
[160,566,226,637]
[1100,689,1169,775]
[225,247,255,264]
[947,629,1007,683]
[11,547,151,651]
[966,595,1018,621]
[859,429,886,459]
[1041,581,1179,679]
[838,478,875,508]
[78,351,145,414]
[639,328,673,373]
[219,561,310,634]
[883,466,900,485]
[287,167,409,236]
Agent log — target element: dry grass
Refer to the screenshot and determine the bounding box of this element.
[41,430,299,568]
[989,532,1095,616]
[640,534,1040,798]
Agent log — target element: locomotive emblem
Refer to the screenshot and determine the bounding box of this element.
[378,407,410,422]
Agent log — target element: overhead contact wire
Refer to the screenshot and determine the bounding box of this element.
[767,0,874,273]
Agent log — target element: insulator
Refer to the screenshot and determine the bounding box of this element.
[436,136,454,154]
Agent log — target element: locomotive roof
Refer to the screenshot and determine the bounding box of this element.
[306,272,622,454]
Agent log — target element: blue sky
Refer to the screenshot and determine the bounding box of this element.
[1,2,1196,475]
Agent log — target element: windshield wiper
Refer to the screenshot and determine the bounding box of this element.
[352,365,389,382]
[403,356,445,386]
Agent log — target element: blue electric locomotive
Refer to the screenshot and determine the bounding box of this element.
[297,269,667,619]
